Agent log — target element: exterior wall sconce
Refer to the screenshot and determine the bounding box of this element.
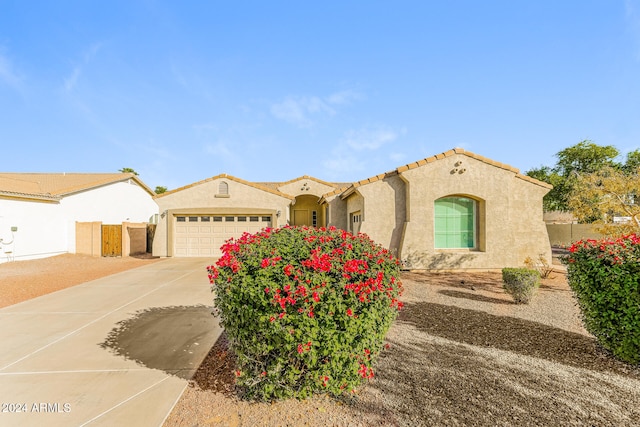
[276,210,281,217]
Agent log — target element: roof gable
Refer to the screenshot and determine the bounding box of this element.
[324,148,552,200]
[156,173,296,200]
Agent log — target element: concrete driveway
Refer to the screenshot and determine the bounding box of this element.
[0,258,222,427]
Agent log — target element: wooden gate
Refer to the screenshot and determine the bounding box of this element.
[102,225,122,257]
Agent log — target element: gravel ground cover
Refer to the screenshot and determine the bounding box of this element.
[3,255,638,426]
[164,270,640,427]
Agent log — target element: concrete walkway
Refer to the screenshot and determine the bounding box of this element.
[0,258,222,427]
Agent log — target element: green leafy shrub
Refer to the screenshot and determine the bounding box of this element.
[501,268,540,304]
[564,235,640,365]
[207,225,404,400]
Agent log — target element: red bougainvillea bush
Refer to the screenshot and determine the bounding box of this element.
[564,234,640,365]
[207,225,404,400]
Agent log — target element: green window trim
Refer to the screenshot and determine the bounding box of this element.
[434,197,476,249]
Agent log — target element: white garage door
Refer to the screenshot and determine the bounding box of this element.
[174,215,272,257]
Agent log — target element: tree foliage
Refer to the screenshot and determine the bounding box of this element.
[119,167,139,175]
[526,140,640,215]
[154,186,167,194]
[568,166,640,235]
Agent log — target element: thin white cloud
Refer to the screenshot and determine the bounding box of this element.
[204,141,236,159]
[326,89,361,105]
[0,49,23,90]
[323,145,366,177]
[62,42,102,93]
[323,125,406,179]
[270,89,362,127]
[270,96,334,126]
[343,126,399,151]
[63,67,81,92]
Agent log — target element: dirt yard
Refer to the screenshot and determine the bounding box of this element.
[0,253,163,308]
[2,255,639,426]
[164,269,640,427]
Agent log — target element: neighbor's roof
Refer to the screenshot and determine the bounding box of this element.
[324,147,553,200]
[0,173,155,201]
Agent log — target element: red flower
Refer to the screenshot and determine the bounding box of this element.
[346,308,353,317]
[284,264,294,276]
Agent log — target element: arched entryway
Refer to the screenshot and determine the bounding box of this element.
[292,195,323,227]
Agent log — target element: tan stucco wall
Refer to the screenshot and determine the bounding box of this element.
[347,174,407,256]
[152,177,292,257]
[324,194,348,231]
[75,221,101,256]
[277,177,337,198]
[123,222,148,255]
[345,191,364,231]
[397,153,550,270]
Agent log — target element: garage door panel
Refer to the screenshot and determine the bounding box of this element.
[174,214,272,257]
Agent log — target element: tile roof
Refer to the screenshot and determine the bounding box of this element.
[324,147,552,200]
[255,176,351,192]
[155,173,296,200]
[0,173,155,201]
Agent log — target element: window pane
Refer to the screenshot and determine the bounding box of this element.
[434,197,475,249]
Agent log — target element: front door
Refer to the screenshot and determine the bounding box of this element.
[293,209,309,226]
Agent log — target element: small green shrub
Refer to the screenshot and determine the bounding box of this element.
[564,235,640,365]
[207,225,404,400]
[501,268,540,304]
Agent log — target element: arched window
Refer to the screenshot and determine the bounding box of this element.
[218,181,229,195]
[434,196,476,249]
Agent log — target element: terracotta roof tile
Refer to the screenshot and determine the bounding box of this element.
[322,147,552,199]
[156,173,296,200]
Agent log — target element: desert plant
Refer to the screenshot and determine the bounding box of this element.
[207,225,404,400]
[524,254,554,279]
[563,235,640,365]
[501,268,540,304]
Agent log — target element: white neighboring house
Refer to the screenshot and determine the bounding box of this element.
[0,173,158,263]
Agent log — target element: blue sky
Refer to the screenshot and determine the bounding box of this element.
[1,1,640,191]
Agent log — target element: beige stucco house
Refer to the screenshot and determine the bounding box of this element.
[153,148,552,270]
